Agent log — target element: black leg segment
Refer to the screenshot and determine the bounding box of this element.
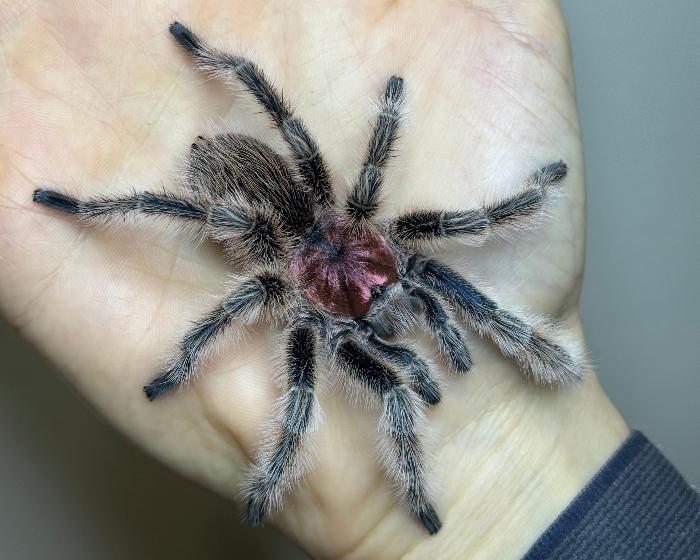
[390,208,489,244]
[365,334,441,405]
[245,326,317,525]
[334,338,442,534]
[409,286,472,374]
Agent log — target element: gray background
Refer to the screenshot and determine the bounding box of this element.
[1,2,698,559]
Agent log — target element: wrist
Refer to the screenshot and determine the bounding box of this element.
[426,376,627,559]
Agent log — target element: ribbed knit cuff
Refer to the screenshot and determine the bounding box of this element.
[524,431,700,559]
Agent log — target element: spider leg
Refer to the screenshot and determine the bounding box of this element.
[408,256,582,384]
[245,326,318,525]
[334,339,441,534]
[389,161,567,245]
[144,273,288,400]
[408,285,472,374]
[365,333,441,406]
[33,188,288,265]
[169,22,333,207]
[207,203,288,265]
[345,76,405,227]
[32,188,206,225]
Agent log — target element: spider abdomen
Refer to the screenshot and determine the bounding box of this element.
[291,216,398,318]
[188,133,316,235]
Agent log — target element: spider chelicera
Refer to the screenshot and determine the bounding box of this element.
[32,21,582,534]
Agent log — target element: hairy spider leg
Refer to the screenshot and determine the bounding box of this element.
[245,326,318,524]
[144,273,288,400]
[169,21,334,208]
[365,333,441,405]
[389,160,568,244]
[32,186,288,265]
[334,339,442,534]
[345,75,405,227]
[408,286,472,374]
[207,203,287,265]
[32,188,207,223]
[410,257,582,385]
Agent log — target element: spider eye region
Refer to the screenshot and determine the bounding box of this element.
[292,217,398,318]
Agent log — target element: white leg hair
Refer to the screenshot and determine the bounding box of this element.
[244,326,320,524]
[388,161,568,245]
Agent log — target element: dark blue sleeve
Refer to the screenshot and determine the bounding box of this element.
[524,431,700,559]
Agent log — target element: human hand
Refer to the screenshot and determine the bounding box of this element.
[0,1,629,558]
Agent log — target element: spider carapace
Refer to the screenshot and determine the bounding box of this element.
[32,21,583,535]
[292,216,399,318]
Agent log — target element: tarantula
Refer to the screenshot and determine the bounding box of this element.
[32,22,582,534]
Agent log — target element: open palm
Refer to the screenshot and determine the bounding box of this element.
[0,1,628,559]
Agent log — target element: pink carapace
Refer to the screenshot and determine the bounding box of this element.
[291,216,398,318]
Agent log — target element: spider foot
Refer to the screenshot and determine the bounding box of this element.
[450,350,472,374]
[169,21,202,55]
[441,323,472,374]
[536,160,568,185]
[418,503,442,535]
[245,500,266,526]
[33,188,80,214]
[384,75,404,107]
[521,333,584,385]
[244,481,272,525]
[143,377,177,401]
[413,378,441,406]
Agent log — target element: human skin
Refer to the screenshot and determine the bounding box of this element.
[0,1,629,558]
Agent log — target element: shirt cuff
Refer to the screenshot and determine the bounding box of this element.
[524,430,700,559]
